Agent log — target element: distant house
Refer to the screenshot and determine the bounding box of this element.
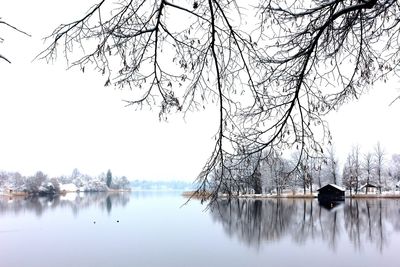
[2,187,14,195]
[317,184,345,201]
[359,183,379,194]
[1,185,28,196]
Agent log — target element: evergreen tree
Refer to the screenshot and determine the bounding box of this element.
[106,169,112,188]
[252,165,263,195]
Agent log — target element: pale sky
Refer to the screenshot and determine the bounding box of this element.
[1,1,399,180]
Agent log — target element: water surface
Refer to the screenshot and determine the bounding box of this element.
[1,192,399,267]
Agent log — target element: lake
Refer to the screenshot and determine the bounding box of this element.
[1,192,399,267]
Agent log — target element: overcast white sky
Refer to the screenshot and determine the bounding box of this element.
[1,1,399,181]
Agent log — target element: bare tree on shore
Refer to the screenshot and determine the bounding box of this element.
[343,154,355,195]
[327,146,339,185]
[362,152,374,194]
[374,142,385,193]
[352,146,362,194]
[388,154,400,186]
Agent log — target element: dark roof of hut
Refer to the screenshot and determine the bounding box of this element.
[317,184,345,192]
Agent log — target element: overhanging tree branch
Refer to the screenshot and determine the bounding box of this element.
[36,0,400,201]
[0,18,30,63]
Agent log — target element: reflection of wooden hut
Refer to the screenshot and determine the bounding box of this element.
[319,200,344,211]
[360,183,379,194]
[317,184,345,201]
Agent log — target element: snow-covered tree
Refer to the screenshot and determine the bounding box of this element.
[351,146,362,194]
[388,154,400,187]
[26,171,47,193]
[374,142,386,192]
[111,176,131,190]
[342,155,356,196]
[261,154,290,195]
[326,146,339,185]
[362,152,374,193]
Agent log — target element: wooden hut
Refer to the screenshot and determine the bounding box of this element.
[317,184,345,201]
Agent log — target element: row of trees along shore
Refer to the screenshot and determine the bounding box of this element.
[2,1,400,200]
[208,142,400,197]
[0,169,130,196]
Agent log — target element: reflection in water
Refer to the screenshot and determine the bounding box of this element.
[318,199,344,211]
[344,199,394,252]
[0,192,130,217]
[210,198,400,251]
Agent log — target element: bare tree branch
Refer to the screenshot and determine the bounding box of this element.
[0,18,30,63]
[36,0,400,201]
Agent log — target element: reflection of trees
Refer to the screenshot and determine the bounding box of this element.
[106,196,112,215]
[210,199,400,251]
[210,199,296,248]
[344,199,391,252]
[317,202,341,250]
[0,192,130,218]
[293,200,317,245]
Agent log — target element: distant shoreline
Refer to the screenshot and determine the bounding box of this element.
[182,191,400,199]
[0,188,131,198]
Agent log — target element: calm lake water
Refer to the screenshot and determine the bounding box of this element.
[1,192,399,267]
